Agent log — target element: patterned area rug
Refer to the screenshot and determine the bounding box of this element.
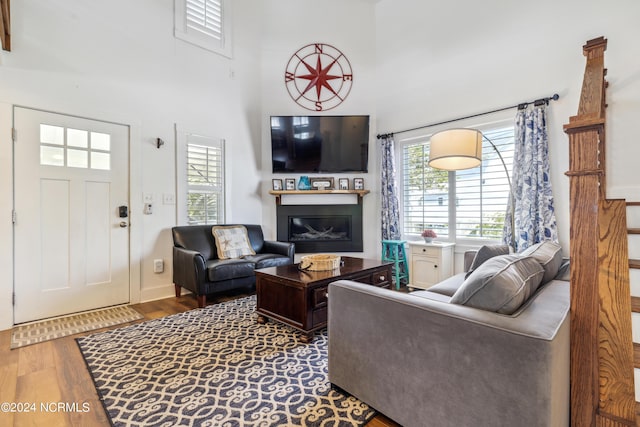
[11,305,143,349]
[76,296,376,427]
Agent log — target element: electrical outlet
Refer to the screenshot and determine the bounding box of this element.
[153,259,164,273]
[143,193,154,203]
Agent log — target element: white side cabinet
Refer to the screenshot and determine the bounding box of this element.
[408,242,455,290]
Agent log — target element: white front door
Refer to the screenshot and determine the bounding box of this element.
[13,107,130,324]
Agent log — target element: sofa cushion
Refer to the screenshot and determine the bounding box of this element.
[519,240,563,284]
[212,225,256,259]
[451,254,544,314]
[244,224,266,253]
[206,259,255,281]
[465,244,510,278]
[410,290,451,303]
[424,273,466,297]
[244,253,293,269]
[172,225,217,261]
[555,258,570,281]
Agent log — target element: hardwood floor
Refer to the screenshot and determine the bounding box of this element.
[0,291,400,427]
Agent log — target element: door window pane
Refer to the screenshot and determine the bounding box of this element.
[91,132,111,151]
[67,128,88,148]
[68,149,88,168]
[40,146,64,166]
[39,124,113,170]
[40,124,64,145]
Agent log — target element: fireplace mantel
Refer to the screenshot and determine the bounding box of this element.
[272,189,368,252]
[269,189,369,205]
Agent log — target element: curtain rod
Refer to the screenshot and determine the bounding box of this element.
[376,93,559,139]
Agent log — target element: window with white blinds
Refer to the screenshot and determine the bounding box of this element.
[402,141,450,237]
[174,0,232,58]
[186,138,224,225]
[455,127,514,239]
[401,125,514,241]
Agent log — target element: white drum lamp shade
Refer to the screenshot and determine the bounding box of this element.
[428,128,483,171]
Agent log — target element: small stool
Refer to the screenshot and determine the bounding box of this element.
[381,240,409,289]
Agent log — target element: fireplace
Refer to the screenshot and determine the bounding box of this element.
[277,204,363,253]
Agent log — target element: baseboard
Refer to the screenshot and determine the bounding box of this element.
[139,284,189,303]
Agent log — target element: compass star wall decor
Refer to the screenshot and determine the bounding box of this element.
[284,43,353,111]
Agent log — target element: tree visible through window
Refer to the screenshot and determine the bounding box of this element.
[187,140,224,225]
[401,126,514,241]
[402,142,449,236]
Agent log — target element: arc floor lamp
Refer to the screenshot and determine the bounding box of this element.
[427,128,516,250]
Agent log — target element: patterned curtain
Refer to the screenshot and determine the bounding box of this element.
[381,135,401,240]
[503,106,558,252]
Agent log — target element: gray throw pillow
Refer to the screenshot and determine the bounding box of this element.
[465,244,510,278]
[451,255,544,315]
[518,240,563,284]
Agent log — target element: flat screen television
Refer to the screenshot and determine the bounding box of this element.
[270,115,369,173]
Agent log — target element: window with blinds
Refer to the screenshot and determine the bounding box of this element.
[402,142,450,237]
[186,140,224,225]
[455,127,514,239]
[401,125,514,241]
[174,0,232,58]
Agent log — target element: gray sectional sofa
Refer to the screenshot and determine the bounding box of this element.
[328,242,570,427]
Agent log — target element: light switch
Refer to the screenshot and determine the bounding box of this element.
[163,193,175,205]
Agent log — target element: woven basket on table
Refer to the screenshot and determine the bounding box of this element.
[299,254,341,271]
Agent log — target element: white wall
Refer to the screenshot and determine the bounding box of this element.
[0,0,379,330]
[374,0,640,255]
[3,0,637,333]
[373,0,640,397]
[0,0,265,329]
[258,0,379,259]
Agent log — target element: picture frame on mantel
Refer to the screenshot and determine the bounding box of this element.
[272,179,283,191]
[339,178,349,190]
[285,178,296,191]
[310,177,334,190]
[353,178,364,190]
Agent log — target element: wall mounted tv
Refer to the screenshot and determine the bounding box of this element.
[270,115,369,173]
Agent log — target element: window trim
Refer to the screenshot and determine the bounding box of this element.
[175,125,226,225]
[174,0,233,58]
[397,118,514,246]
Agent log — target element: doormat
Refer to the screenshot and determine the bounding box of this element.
[11,305,143,349]
[76,295,376,426]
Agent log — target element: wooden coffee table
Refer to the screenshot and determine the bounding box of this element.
[255,256,393,342]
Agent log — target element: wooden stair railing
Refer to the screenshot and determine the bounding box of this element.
[564,37,637,426]
[0,0,10,52]
[627,201,640,421]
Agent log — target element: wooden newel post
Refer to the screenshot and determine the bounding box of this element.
[565,36,636,427]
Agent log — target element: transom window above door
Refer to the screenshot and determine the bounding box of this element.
[39,124,111,170]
